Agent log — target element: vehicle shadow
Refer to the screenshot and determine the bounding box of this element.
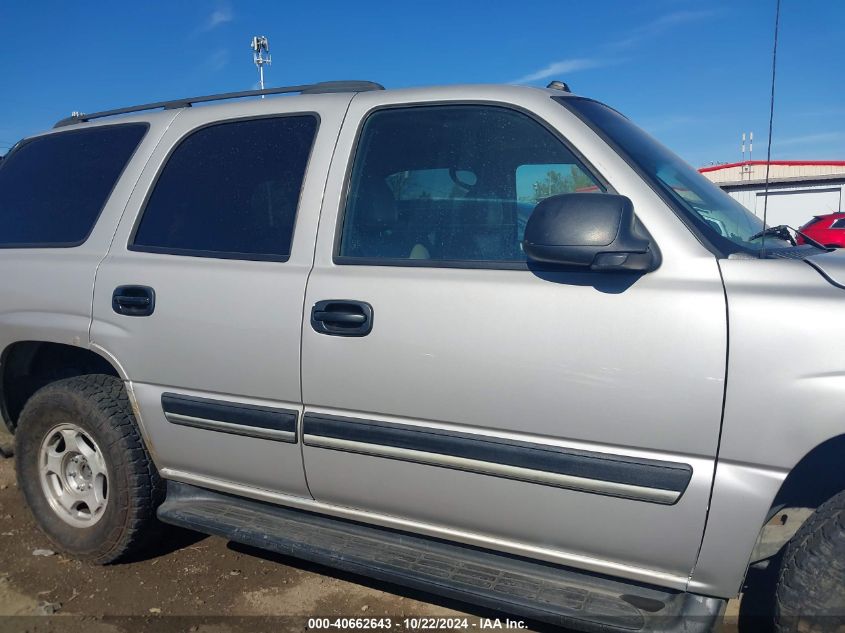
[527,264,642,294]
[736,556,781,633]
[0,427,13,458]
[122,524,209,563]
[226,540,564,632]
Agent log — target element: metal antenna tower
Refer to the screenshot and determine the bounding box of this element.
[741,132,755,180]
[251,36,271,96]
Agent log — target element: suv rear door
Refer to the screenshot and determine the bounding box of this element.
[91,95,352,496]
[299,88,728,588]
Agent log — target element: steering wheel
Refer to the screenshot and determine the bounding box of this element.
[449,167,477,190]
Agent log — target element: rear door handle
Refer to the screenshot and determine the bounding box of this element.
[311,300,373,337]
[113,285,156,317]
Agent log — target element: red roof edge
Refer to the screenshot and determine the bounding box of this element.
[698,160,845,173]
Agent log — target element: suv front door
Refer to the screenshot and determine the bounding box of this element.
[300,89,728,589]
[91,95,351,496]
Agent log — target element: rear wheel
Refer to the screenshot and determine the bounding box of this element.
[15,374,163,563]
[775,489,845,632]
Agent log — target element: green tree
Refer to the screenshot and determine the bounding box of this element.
[530,166,596,202]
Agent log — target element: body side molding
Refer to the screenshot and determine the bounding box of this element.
[162,393,297,443]
[303,414,692,504]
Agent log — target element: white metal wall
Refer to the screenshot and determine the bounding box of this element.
[727,183,844,227]
[705,163,845,184]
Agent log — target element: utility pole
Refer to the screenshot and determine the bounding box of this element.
[251,36,271,95]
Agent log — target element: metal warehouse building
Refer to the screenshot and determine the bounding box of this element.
[699,161,845,228]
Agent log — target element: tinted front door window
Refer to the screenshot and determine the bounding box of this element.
[339,106,603,264]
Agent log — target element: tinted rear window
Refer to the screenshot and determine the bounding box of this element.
[132,115,318,261]
[0,124,147,247]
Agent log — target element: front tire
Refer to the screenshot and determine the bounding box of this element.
[775,489,845,632]
[15,374,163,563]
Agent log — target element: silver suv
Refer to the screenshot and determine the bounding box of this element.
[1,80,843,632]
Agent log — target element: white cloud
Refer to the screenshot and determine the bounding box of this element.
[199,2,233,32]
[647,9,715,30]
[511,9,715,85]
[511,58,606,85]
[609,10,716,50]
[640,115,702,134]
[796,106,845,118]
[775,132,845,148]
[205,49,230,72]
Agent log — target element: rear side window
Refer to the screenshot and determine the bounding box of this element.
[0,124,147,247]
[831,219,845,229]
[337,105,603,265]
[132,115,318,261]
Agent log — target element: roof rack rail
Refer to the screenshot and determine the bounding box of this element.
[54,80,385,128]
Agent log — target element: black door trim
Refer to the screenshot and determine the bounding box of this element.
[302,413,691,504]
[162,393,298,443]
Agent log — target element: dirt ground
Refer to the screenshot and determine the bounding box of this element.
[0,453,749,633]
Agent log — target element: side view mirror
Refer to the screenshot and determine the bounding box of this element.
[522,193,659,273]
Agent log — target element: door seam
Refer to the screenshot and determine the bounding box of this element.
[87,110,185,348]
[686,257,731,589]
[297,93,359,498]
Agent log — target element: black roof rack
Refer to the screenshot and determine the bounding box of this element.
[54,80,385,128]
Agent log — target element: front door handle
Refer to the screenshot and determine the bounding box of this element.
[311,300,373,337]
[113,285,156,317]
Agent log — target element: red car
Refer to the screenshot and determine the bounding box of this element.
[797,212,845,248]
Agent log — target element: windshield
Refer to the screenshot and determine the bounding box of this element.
[560,98,789,254]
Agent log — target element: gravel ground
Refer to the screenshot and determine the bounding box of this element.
[0,455,480,633]
[0,452,752,633]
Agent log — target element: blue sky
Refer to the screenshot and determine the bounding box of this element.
[1,1,842,166]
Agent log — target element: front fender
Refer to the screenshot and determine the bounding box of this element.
[691,257,845,596]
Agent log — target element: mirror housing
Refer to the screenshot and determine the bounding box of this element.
[523,193,659,272]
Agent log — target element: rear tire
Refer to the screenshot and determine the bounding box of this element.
[775,489,845,632]
[15,374,163,563]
